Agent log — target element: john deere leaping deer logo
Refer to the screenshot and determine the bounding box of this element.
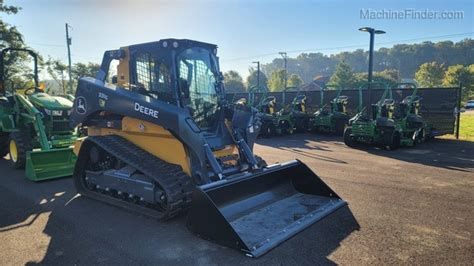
[76,96,87,114]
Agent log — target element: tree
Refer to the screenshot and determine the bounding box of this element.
[0,1,33,90]
[72,62,100,80]
[329,61,356,89]
[267,69,286,92]
[223,70,245,93]
[246,67,268,91]
[443,64,474,101]
[45,58,68,94]
[287,74,303,88]
[354,69,399,86]
[261,39,474,83]
[414,62,445,87]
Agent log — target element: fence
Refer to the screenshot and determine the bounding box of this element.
[226,87,461,136]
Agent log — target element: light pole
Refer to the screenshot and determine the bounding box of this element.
[359,27,385,111]
[252,61,260,89]
[65,23,73,94]
[279,52,288,91]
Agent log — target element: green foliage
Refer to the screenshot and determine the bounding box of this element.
[262,39,474,83]
[45,58,68,94]
[246,67,268,91]
[72,62,100,80]
[353,69,399,86]
[223,70,245,93]
[267,69,286,92]
[329,61,356,89]
[415,62,446,87]
[458,112,474,141]
[44,59,101,94]
[443,64,474,102]
[287,74,303,88]
[0,1,35,89]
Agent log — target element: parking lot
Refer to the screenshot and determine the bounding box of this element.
[1,134,473,265]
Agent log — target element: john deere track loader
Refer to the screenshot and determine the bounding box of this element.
[70,39,346,257]
[0,48,77,181]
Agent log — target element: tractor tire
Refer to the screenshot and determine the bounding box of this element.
[0,133,9,158]
[266,124,276,137]
[295,119,308,133]
[287,126,294,135]
[343,127,356,147]
[416,128,426,144]
[8,131,31,169]
[254,155,268,168]
[383,130,400,151]
[335,119,346,135]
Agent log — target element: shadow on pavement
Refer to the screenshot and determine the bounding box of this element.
[353,138,474,173]
[257,133,348,164]
[0,154,359,264]
[28,196,359,265]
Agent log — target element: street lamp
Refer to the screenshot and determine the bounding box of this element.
[278,52,288,91]
[359,27,385,112]
[252,61,260,90]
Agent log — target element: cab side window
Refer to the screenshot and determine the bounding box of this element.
[134,53,174,104]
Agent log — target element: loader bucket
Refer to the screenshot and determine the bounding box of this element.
[187,160,346,257]
[25,148,76,181]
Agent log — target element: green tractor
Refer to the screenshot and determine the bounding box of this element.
[393,82,431,146]
[0,48,77,181]
[343,82,403,150]
[312,84,363,135]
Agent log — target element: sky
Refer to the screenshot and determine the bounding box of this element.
[2,0,473,79]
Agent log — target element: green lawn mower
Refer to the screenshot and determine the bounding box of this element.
[344,82,404,150]
[258,94,295,137]
[392,82,431,146]
[285,87,311,133]
[0,48,77,181]
[312,84,363,135]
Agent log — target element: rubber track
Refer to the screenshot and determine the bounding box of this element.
[74,135,194,220]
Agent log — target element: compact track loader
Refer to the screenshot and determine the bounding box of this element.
[70,39,346,257]
[0,48,77,181]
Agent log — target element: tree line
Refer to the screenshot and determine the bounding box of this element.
[0,1,100,95]
[224,39,473,102]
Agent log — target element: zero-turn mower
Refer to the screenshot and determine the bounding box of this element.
[343,82,403,150]
[312,84,362,135]
[392,82,431,146]
[0,48,77,181]
[258,94,295,136]
[70,39,346,257]
[285,87,311,133]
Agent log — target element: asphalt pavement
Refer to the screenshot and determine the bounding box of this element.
[0,134,472,265]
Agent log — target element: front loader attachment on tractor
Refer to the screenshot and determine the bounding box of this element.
[26,148,76,181]
[187,160,346,257]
